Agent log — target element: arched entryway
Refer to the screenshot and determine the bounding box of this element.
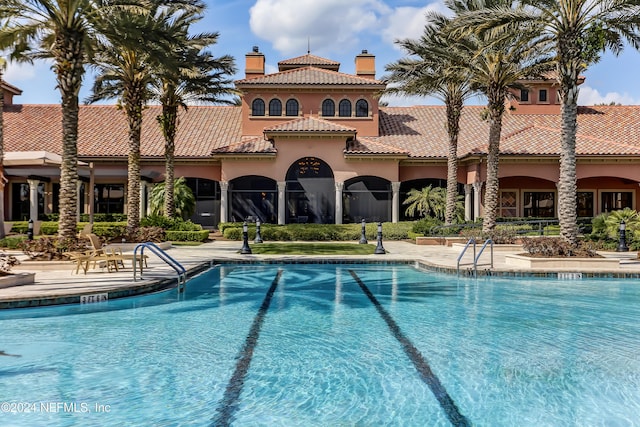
[286,157,335,224]
[343,176,391,223]
[229,176,277,223]
[185,178,221,228]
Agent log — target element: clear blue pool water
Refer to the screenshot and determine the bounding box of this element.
[1,264,640,426]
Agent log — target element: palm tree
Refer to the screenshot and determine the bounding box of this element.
[149,177,196,219]
[87,4,196,231]
[403,185,447,219]
[384,13,475,225]
[454,1,640,245]
[151,7,237,218]
[448,0,553,233]
[0,0,147,239]
[0,59,6,238]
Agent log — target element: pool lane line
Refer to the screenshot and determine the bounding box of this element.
[212,269,283,427]
[348,270,471,427]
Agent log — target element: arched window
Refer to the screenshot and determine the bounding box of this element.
[252,98,265,116]
[355,99,368,117]
[269,99,282,116]
[322,99,335,117]
[338,99,351,117]
[285,99,299,116]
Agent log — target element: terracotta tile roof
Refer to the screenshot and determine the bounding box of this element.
[235,66,385,87]
[345,137,409,156]
[211,136,276,154]
[263,116,356,133]
[278,54,340,71]
[3,104,242,158]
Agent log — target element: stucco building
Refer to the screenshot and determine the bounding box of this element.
[3,48,640,227]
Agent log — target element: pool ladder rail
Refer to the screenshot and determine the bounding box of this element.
[133,242,187,292]
[457,238,494,277]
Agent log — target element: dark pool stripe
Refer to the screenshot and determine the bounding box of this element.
[348,270,471,427]
[212,269,283,427]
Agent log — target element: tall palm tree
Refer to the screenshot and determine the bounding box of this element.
[0,59,6,238]
[0,0,147,239]
[448,0,553,233]
[151,7,237,218]
[384,13,475,225]
[87,4,197,231]
[454,1,640,245]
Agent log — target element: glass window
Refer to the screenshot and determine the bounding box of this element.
[322,99,335,117]
[339,99,351,117]
[499,190,518,218]
[601,191,633,212]
[355,99,368,117]
[285,157,335,224]
[523,191,555,217]
[268,99,282,116]
[539,89,548,102]
[94,184,125,214]
[520,89,529,102]
[343,176,391,223]
[577,192,594,217]
[229,176,277,223]
[251,98,265,116]
[285,99,299,116]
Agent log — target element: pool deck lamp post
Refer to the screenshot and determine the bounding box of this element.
[241,221,252,254]
[254,218,263,243]
[617,219,629,252]
[374,222,386,254]
[359,218,368,244]
[27,219,34,240]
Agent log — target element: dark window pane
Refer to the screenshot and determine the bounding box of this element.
[339,99,351,117]
[322,99,335,116]
[539,89,547,102]
[269,99,282,116]
[252,99,265,116]
[521,89,529,102]
[285,99,299,116]
[355,99,368,117]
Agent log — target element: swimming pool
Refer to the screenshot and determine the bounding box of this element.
[1,263,639,426]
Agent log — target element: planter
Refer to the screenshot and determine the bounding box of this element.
[451,243,522,252]
[0,272,36,289]
[505,254,620,269]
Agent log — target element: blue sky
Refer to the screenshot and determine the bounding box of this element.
[4,0,640,106]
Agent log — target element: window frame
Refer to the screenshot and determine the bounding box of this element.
[355,99,369,117]
[251,98,265,116]
[285,98,299,116]
[338,99,352,117]
[268,98,282,116]
[321,99,335,117]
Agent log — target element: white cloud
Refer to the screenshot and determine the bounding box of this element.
[578,85,640,106]
[3,61,37,81]
[249,0,390,55]
[380,1,448,49]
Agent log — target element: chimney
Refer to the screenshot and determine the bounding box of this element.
[245,46,265,79]
[355,50,375,79]
[1,80,23,105]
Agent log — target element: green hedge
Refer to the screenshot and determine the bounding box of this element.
[220,222,414,241]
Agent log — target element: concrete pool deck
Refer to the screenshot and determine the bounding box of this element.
[1,239,640,308]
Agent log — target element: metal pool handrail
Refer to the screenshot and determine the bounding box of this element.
[457,238,476,275]
[133,242,187,291]
[474,239,494,277]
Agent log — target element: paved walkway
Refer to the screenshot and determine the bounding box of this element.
[1,240,639,308]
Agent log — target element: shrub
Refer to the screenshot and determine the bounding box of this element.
[521,237,598,257]
[221,222,413,241]
[19,237,89,260]
[412,217,443,235]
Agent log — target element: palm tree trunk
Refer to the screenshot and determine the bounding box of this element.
[125,102,143,231]
[0,70,5,238]
[54,31,84,239]
[445,95,463,225]
[558,83,579,246]
[161,104,178,218]
[482,94,505,233]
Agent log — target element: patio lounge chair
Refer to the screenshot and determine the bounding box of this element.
[86,233,148,270]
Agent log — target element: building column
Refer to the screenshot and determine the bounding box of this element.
[335,182,344,224]
[464,184,473,221]
[76,180,83,222]
[391,181,401,223]
[277,181,286,225]
[219,181,229,223]
[473,181,484,221]
[27,178,39,221]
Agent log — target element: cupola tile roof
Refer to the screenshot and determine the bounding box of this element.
[235,66,385,87]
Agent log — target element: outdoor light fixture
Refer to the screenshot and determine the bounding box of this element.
[374,222,386,254]
[254,218,263,244]
[241,221,252,254]
[359,218,368,244]
[617,219,629,252]
[27,219,34,240]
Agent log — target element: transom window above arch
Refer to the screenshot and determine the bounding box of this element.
[322,99,335,117]
[355,99,368,117]
[338,99,351,117]
[286,99,299,116]
[252,98,265,116]
[269,99,282,116]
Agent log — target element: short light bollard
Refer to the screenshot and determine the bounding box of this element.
[27,219,34,240]
[374,222,386,254]
[359,218,368,244]
[254,218,264,243]
[241,221,252,254]
[617,219,629,252]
